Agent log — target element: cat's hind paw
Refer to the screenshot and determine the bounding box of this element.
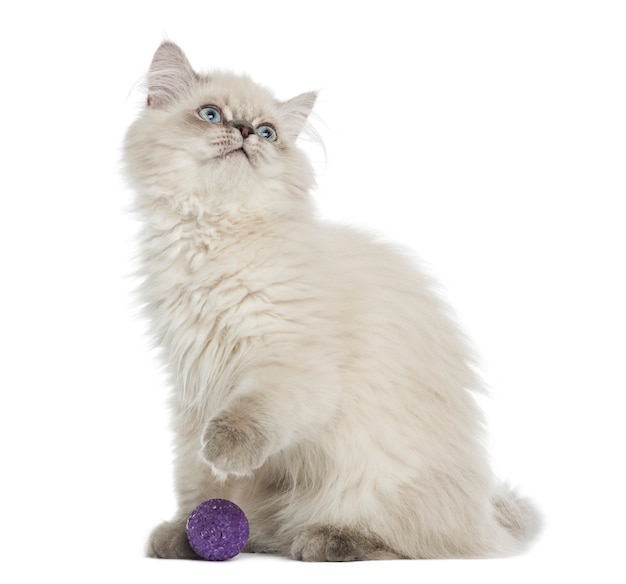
[290,525,404,562]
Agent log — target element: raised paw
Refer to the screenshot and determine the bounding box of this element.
[147,519,200,560]
[201,409,270,477]
[290,525,404,562]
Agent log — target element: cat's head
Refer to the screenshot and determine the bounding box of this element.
[125,42,317,217]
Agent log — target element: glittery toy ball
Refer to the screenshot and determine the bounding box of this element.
[186,499,249,561]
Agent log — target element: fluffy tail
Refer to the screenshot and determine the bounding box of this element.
[492,484,542,551]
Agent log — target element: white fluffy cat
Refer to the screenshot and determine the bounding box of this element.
[124,41,540,561]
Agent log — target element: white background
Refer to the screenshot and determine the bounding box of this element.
[1,1,624,582]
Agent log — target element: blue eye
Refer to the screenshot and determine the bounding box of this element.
[256,124,277,142]
[198,105,223,123]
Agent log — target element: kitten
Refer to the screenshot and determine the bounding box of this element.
[124,41,540,561]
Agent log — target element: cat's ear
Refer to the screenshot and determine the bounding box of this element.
[281,91,317,138]
[147,42,196,109]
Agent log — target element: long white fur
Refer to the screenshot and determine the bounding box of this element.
[124,42,540,559]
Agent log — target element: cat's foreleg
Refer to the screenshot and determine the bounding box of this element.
[200,393,273,478]
[200,361,338,479]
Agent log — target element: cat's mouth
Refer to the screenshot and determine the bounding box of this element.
[224,147,249,160]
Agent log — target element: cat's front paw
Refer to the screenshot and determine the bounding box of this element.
[201,410,270,478]
[147,519,200,560]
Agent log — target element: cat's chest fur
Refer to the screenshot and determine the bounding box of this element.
[140,212,326,405]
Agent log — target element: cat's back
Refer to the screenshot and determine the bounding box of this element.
[291,220,481,398]
[289,220,452,328]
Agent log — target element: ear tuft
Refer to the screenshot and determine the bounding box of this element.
[147,42,196,108]
[281,91,318,138]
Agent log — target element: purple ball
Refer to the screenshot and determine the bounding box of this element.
[186,499,249,561]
